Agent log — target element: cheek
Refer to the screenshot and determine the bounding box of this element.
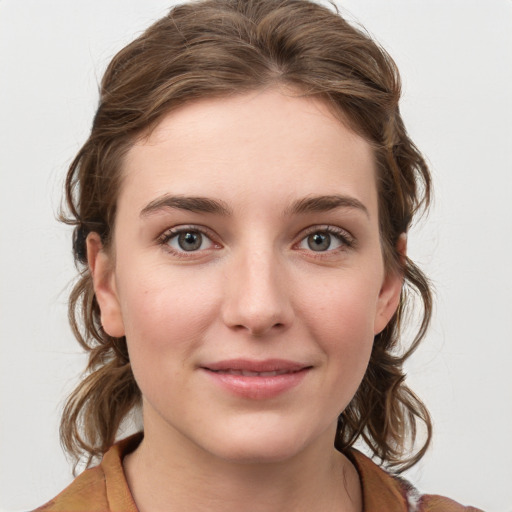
[305,272,380,336]
[301,272,381,373]
[117,264,221,361]
[117,265,224,409]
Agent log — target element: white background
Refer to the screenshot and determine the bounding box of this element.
[0,1,511,511]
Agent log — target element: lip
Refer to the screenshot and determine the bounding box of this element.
[200,359,312,400]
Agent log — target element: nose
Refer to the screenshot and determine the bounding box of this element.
[221,247,294,337]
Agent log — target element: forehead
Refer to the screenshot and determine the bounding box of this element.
[120,89,378,218]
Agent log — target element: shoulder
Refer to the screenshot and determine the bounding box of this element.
[32,434,141,512]
[32,464,108,512]
[418,493,485,512]
[394,475,484,512]
[347,449,484,512]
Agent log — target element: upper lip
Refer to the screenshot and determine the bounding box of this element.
[202,359,311,373]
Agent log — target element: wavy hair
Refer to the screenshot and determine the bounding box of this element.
[60,0,432,473]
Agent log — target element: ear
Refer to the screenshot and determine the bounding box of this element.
[373,234,406,335]
[86,232,125,338]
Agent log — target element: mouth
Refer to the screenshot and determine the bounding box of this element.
[202,358,310,374]
[200,359,312,399]
[208,368,303,377]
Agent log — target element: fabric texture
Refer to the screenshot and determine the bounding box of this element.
[33,433,483,512]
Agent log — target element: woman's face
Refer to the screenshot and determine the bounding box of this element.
[90,88,402,463]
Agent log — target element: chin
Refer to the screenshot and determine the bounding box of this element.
[195,417,332,465]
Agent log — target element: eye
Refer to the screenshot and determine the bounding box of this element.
[297,227,353,253]
[160,227,217,254]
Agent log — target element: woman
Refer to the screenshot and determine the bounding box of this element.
[34,0,482,510]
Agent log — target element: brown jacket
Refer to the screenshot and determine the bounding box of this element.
[34,434,483,512]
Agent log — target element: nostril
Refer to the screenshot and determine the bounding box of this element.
[232,321,287,336]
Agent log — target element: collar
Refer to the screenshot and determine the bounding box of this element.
[347,449,411,512]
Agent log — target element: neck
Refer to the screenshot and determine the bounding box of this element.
[123,418,362,512]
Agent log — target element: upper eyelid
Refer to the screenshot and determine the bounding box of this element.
[297,224,354,240]
[159,224,218,240]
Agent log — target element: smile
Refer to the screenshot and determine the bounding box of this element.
[201,359,312,399]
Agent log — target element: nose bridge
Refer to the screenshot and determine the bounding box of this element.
[222,241,292,336]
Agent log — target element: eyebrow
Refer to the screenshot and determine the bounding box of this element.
[286,195,369,218]
[140,193,368,218]
[140,194,232,217]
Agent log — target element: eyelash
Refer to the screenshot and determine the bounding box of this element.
[158,225,220,258]
[157,225,355,258]
[295,225,355,257]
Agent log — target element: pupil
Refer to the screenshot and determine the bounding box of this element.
[308,232,330,251]
[178,231,202,251]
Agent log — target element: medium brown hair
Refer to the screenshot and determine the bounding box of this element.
[61,0,432,472]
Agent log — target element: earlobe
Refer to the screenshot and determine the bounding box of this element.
[86,233,125,338]
[373,234,407,335]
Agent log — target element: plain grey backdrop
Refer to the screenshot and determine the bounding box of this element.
[1,1,511,510]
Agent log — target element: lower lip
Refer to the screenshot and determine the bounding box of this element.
[202,368,310,400]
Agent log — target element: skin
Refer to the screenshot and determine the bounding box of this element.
[87,88,403,512]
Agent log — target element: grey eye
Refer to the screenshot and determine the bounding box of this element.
[164,227,216,254]
[307,232,331,251]
[177,231,203,251]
